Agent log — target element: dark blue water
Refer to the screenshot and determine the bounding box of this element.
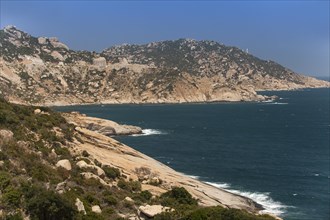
[55,88,330,220]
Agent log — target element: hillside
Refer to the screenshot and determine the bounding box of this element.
[0,98,280,219]
[0,25,328,106]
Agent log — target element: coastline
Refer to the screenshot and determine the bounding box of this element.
[64,112,283,219]
[9,87,329,108]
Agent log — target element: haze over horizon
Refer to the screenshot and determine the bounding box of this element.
[0,0,329,77]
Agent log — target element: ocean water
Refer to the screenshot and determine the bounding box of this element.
[55,88,330,220]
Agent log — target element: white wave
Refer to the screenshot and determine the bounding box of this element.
[205,181,289,216]
[205,181,231,189]
[187,175,201,180]
[267,102,288,105]
[132,129,167,136]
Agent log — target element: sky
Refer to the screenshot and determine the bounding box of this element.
[0,0,329,77]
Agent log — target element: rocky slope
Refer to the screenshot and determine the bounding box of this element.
[0,98,279,219]
[0,25,328,105]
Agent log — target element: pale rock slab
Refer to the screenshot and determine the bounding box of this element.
[56,159,72,171]
[75,198,86,215]
[139,205,173,218]
[91,205,102,213]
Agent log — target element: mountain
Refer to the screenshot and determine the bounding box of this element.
[0,25,328,105]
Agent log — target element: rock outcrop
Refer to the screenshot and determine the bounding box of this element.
[91,205,102,214]
[0,26,328,106]
[76,160,105,177]
[63,112,142,136]
[75,198,86,215]
[139,205,173,218]
[0,130,13,143]
[55,159,72,171]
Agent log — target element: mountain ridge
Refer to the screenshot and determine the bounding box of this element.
[0,25,328,105]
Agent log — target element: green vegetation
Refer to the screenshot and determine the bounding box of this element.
[24,185,76,220]
[155,206,276,220]
[117,178,141,192]
[160,187,198,206]
[154,187,275,220]
[103,165,121,179]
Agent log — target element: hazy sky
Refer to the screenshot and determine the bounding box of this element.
[0,0,329,77]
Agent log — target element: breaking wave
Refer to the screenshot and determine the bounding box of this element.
[132,129,167,136]
[205,181,289,216]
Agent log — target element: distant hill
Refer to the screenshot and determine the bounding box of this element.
[0,25,328,105]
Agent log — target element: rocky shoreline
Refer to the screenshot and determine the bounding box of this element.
[63,112,282,219]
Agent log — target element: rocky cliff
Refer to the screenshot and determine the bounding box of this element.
[0,25,328,105]
[0,98,279,219]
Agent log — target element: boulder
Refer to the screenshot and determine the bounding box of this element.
[80,172,109,186]
[139,205,173,218]
[91,205,102,214]
[55,181,67,194]
[4,25,22,39]
[51,51,64,61]
[56,159,72,171]
[92,57,107,71]
[125,197,134,202]
[50,148,57,158]
[0,130,14,142]
[49,37,69,50]
[75,198,86,215]
[34,109,41,114]
[76,160,105,177]
[38,37,47,45]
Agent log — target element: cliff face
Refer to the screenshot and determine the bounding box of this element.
[0,26,328,105]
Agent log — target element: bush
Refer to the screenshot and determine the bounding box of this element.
[0,171,11,190]
[82,150,90,157]
[160,187,197,206]
[4,212,24,220]
[104,195,118,205]
[82,212,105,220]
[140,190,152,201]
[181,206,277,220]
[24,186,76,220]
[117,179,141,192]
[2,187,22,207]
[103,166,121,179]
[84,193,100,205]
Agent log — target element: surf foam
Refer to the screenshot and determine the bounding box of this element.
[205,181,289,216]
[132,129,167,136]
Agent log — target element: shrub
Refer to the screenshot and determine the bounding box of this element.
[82,150,90,157]
[160,187,197,206]
[24,186,76,220]
[103,166,121,179]
[104,195,118,205]
[140,190,152,201]
[181,206,277,220]
[0,171,11,190]
[4,212,24,220]
[82,212,105,220]
[84,193,100,205]
[117,179,141,192]
[2,187,22,207]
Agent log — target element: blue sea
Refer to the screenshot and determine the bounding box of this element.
[55,88,330,220]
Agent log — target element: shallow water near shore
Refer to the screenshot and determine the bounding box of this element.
[55,88,330,220]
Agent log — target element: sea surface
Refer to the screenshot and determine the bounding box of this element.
[55,88,330,220]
